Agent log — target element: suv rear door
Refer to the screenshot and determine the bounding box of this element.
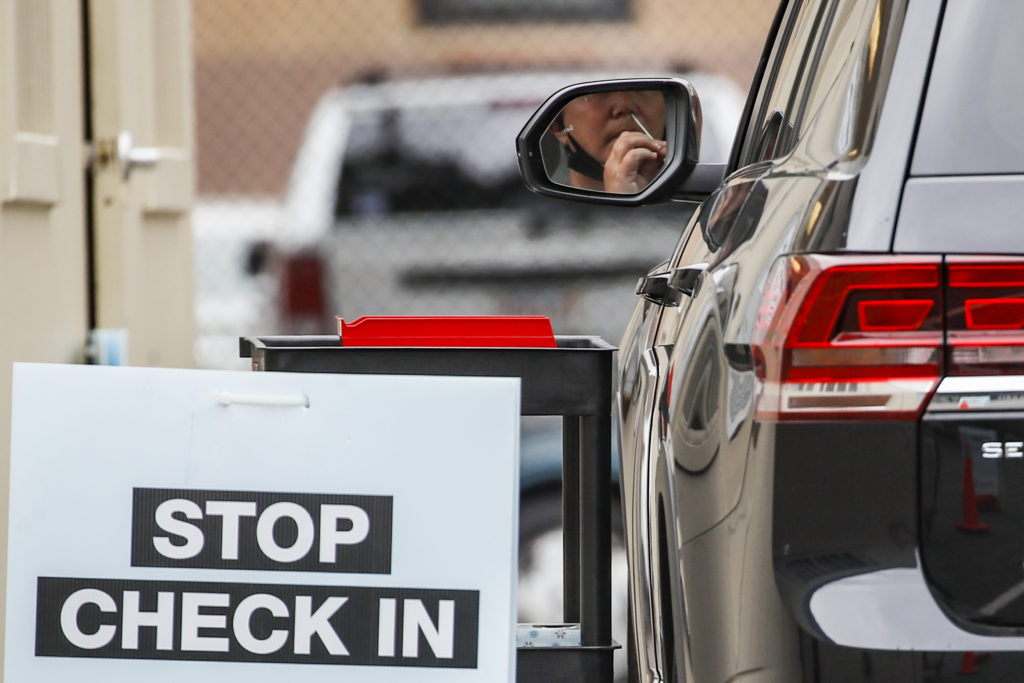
[622,0,920,679]
[625,0,856,679]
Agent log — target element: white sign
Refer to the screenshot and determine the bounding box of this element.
[7,363,520,682]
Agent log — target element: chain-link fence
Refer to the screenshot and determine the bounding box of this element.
[191,5,777,676]
[192,0,777,369]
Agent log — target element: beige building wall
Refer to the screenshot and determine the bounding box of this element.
[0,13,91,671]
[194,0,777,196]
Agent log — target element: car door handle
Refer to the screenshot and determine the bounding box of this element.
[636,263,709,307]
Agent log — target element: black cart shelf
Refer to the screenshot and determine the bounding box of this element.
[240,334,618,682]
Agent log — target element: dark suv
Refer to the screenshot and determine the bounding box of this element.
[517,0,1024,680]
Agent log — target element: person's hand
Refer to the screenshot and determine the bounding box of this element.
[603,132,667,194]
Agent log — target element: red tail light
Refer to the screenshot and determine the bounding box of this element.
[753,255,943,421]
[946,258,1024,375]
[281,251,328,332]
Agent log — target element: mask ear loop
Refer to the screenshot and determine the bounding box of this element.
[565,132,605,182]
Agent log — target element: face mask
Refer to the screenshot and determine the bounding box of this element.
[565,132,605,182]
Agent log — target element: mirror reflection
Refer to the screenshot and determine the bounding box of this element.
[542,90,668,194]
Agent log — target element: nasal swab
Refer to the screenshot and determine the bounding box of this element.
[630,112,654,139]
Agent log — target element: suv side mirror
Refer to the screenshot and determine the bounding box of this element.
[517,78,711,206]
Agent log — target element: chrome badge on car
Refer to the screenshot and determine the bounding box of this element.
[983,441,1024,459]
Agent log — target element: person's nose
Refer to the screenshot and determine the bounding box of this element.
[606,91,633,118]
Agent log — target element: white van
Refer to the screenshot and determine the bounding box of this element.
[271,70,745,341]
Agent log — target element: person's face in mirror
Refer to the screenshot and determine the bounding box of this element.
[551,90,667,194]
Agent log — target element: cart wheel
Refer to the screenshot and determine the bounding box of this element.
[517,489,628,683]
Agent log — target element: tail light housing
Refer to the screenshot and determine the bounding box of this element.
[753,255,943,421]
[753,255,1024,421]
[946,257,1024,375]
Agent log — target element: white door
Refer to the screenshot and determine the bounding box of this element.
[88,0,197,368]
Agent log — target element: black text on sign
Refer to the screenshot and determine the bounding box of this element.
[131,489,393,574]
[36,578,479,668]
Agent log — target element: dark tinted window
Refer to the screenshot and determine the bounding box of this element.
[912,1,1024,175]
[335,154,530,216]
[333,106,535,217]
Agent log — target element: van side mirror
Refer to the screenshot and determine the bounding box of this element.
[516,78,706,206]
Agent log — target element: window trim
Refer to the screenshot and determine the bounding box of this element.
[418,0,630,25]
[732,0,832,169]
[789,0,841,139]
[728,0,792,173]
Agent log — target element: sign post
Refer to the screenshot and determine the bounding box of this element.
[7,363,520,682]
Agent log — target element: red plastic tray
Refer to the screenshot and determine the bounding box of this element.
[336,316,557,348]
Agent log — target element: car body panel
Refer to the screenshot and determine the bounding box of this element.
[894,176,1024,253]
[615,274,674,681]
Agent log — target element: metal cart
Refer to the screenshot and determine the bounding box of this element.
[240,334,618,682]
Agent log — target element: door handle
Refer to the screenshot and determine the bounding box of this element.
[117,131,162,179]
[635,263,709,307]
